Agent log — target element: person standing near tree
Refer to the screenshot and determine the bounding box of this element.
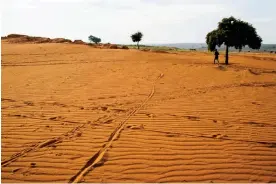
[214,49,219,64]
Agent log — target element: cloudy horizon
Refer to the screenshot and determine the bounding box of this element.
[1,0,276,44]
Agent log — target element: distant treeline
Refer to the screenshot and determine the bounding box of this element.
[156,43,276,52]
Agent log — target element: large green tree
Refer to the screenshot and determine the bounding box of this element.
[88,35,101,44]
[131,32,143,49]
[206,16,262,65]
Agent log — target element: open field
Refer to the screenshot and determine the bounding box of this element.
[1,41,276,182]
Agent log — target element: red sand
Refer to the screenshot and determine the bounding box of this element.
[1,41,276,182]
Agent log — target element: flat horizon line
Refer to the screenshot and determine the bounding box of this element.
[1,34,275,45]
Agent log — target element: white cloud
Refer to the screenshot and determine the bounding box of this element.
[1,0,276,43]
[39,0,101,2]
[3,0,36,10]
[249,17,274,23]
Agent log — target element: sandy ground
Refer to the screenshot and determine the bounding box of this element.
[1,41,276,183]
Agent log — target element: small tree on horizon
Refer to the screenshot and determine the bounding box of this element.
[131,31,143,49]
[206,16,262,65]
[88,35,101,44]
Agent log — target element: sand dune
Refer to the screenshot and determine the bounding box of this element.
[1,41,276,182]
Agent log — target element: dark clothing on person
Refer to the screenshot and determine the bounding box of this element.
[214,50,219,64]
[215,50,219,59]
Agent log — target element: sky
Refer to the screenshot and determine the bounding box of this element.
[1,0,276,44]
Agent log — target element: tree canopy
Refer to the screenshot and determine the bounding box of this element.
[88,35,101,44]
[206,16,262,64]
[131,32,143,49]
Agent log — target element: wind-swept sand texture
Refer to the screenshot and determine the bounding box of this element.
[2,41,276,183]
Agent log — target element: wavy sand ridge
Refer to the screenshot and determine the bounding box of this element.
[2,42,276,182]
[69,73,163,183]
[83,65,276,183]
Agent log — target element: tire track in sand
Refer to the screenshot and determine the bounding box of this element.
[69,73,164,183]
[1,114,117,167]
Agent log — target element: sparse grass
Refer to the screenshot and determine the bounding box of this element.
[120,44,188,52]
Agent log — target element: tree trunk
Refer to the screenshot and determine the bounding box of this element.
[225,45,229,65]
[137,42,139,49]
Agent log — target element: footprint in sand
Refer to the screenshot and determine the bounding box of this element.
[252,101,261,105]
[126,124,144,130]
[212,134,228,139]
[76,131,82,137]
[112,108,126,113]
[100,106,108,111]
[185,115,200,121]
[146,113,155,118]
[166,133,180,137]
[103,119,113,124]
[49,116,65,120]
[12,168,21,173]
